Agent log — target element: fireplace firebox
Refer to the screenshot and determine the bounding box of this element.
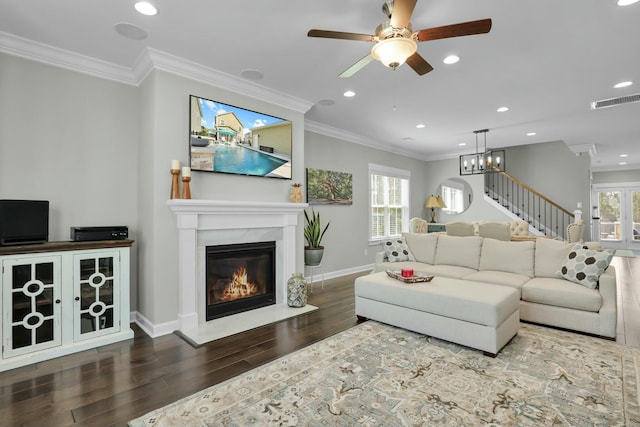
[205,241,276,321]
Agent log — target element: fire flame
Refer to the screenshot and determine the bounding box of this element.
[220,267,259,301]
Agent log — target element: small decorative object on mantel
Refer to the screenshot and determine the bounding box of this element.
[170,160,181,199]
[386,269,434,283]
[290,183,303,203]
[287,273,308,307]
[181,166,191,199]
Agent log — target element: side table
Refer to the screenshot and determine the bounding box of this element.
[304,263,325,292]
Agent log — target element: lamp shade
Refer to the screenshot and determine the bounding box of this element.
[425,195,440,209]
[371,37,417,69]
[436,195,447,209]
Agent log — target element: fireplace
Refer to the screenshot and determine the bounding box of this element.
[206,241,276,320]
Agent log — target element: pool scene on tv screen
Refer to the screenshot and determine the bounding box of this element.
[189,95,292,179]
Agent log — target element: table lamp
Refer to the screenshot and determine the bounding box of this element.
[425,195,441,223]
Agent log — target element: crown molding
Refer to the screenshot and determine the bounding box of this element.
[134,48,314,114]
[304,119,430,161]
[0,31,137,86]
[568,144,597,158]
[0,32,314,114]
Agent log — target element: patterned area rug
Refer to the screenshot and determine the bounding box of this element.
[129,321,640,426]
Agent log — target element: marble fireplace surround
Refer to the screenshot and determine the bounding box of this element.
[167,199,316,345]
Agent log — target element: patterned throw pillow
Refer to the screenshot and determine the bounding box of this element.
[559,244,614,289]
[383,238,416,262]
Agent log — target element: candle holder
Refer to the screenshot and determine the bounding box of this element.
[170,169,180,199]
[181,175,191,199]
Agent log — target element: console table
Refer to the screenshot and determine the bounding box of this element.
[0,240,134,372]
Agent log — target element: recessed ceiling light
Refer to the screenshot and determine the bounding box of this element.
[458,143,467,146]
[526,132,536,136]
[240,69,264,80]
[620,162,628,165]
[343,90,355,97]
[620,154,629,157]
[114,22,148,40]
[134,2,158,16]
[618,0,639,6]
[416,123,426,129]
[614,81,633,88]
[497,106,509,113]
[443,55,459,65]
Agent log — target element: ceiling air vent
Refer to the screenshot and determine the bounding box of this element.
[591,93,640,110]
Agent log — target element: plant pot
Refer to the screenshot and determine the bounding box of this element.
[304,246,324,266]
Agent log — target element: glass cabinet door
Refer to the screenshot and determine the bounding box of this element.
[2,256,62,358]
[73,251,120,340]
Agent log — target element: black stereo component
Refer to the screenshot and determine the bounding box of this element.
[0,200,49,246]
[70,226,128,242]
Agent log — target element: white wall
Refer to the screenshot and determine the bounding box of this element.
[0,53,140,308]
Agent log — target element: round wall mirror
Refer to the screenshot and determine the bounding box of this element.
[438,177,473,214]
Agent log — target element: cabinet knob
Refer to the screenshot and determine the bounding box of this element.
[55,299,61,304]
[75,296,80,301]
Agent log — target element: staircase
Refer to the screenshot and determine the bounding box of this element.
[484,169,575,240]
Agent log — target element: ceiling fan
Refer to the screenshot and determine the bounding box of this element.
[307,0,492,77]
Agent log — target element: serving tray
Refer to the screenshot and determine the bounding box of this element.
[385,270,434,283]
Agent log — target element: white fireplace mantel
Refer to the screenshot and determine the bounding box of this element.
[167,199,308,337]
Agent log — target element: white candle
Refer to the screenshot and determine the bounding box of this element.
[182,166,191,177]
[171,159,180,170]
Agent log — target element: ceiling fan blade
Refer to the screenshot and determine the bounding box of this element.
[405,52,434,76]
[308,29,375,42]
[416,19,492,42]
[339,54,374,78]
[389,0,417,29]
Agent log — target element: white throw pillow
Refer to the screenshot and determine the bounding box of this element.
[534,237,574,278]
[383,238,415,262]
[479,239,535,277]
[558,244,614,289]
[434,235,483,269]
[402,232,438,264]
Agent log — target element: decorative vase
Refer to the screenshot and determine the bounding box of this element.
[287,273,308,307]
[290,183,303,203]
[304,247,324,266]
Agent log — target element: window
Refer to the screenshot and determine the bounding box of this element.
[369,164,410,242]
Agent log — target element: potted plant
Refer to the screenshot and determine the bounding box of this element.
[303,209,330,266]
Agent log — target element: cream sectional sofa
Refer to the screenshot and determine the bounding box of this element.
[373,233,617,338]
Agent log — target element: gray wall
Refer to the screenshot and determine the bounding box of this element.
[0,53,140,309]
[304,131,430,270]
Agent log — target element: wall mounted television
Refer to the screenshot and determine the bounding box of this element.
[189,95,292,179]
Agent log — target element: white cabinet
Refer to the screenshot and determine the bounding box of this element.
[0,241,134,372]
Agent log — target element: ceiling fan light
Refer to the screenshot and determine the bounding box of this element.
[371,37,417,69]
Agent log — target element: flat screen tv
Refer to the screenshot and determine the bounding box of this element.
[189,95,292,179]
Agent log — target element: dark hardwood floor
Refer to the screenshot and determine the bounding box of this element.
[0,272,367,427]
[1,257,638,427]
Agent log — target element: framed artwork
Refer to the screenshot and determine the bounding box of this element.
[306,168,353,205]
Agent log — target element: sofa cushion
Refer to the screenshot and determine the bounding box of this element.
[446,222,476,237]
[478,222,512,241]
[424,264,478,279]
[558,244,614,289]
[534,237,574,278]
[522,277,602,312]
[403,232,438,264]
[435,235,483,270]
[462,271,530,295]
[383,238,415,262]
[479,239,534,277]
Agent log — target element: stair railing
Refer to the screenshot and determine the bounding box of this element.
[484,168,575,240]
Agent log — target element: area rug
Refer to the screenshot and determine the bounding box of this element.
[129,321,640,426]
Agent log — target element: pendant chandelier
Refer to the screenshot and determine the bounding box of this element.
[459,129,505,176]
